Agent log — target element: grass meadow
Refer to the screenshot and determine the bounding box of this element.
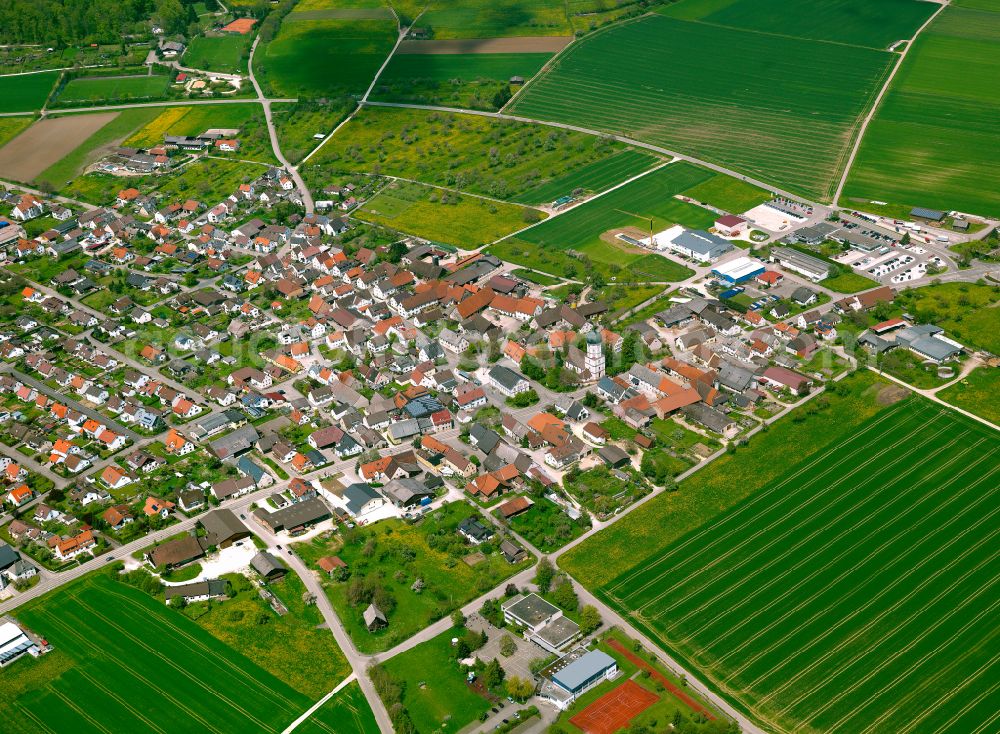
[508,13,894,201]
[518,148,661,204]
[938,366,1000,427]
[371,52,552,110]
[842,3,1000,217]
[5,573,317,734]
[258,18,396,97]
[659,0,935,49]
[489,161,720,281]
[416,0,573,38]
[0,70,59,112]
[310,106,648,203]
[0,116,34,149]
[57,75,171,104]
[599,399,1000,733]
[294,682,380,734]
[183,34,252,74]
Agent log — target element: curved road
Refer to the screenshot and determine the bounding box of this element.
[247,36,314,214]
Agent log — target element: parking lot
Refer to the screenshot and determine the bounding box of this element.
[468,613,545,682]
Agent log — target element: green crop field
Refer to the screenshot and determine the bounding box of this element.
[842,3,1000,217]
[357,180,540,249]
[4,573,318,734]
[598,399,1000,733]
[416,0,572,37]
[371,52,552,110]
[518,148,661,205]
[258,18,396,98]
[659,0,935,49]
[508,13,895,201]
[680,174,772,215]
[58,75,171,104]
[490,162,725,281]
[183,34,251,73]
[294,681,380,734]
[0,70,59,112]
[309,106,648,203]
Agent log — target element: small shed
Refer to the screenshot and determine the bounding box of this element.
[364,603,387,631]
[598,445,631,468]
[251,551,287,581]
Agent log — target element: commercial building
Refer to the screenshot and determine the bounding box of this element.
[655,227,733,262]
[502,593,580,653]
[0,621,40,667]
[769,247,832,282]
[711,256,766,284]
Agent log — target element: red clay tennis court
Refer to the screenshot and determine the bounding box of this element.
[569,679,659,734]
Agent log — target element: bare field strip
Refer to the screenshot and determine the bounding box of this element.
[601,400,1000,733]
[0,112,118,182]
[398,36,573,54]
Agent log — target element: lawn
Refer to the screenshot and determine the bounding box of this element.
[938,366,1000,427]
[186,572,350,700]
[355,180,541,249]
[308,106,647,203]
[895,281,1000,354]
[508,13,895,201]
[0,116,33,148]
[4,571,316,734]
[0,70,59,112]
[294,681,380,734]
[37,107,163,191]
[600,398,1000,733]
[258,18,397,98]
[490,162,716,281]
[372,52,553,111]
[376,626,492,733]
[821,270,880,293]
[293,502,531,652]
[659,0,935,49]
[57,75,171,104]
[563,465,651,519]
[681,174,772,215]
[510,268,561,286]
[155,157,269,205]
[183,34,252,74]
[504,495,589,552]
[122,103,277,163]
[843,3,1000,217]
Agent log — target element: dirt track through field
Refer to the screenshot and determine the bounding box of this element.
[0,112,118,182]
[398,36,573,54]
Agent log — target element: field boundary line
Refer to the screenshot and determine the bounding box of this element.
[670,432,982,641]
[604,400,921,595]
[703,438,993,657]
[281,673,357,734]
[624,404,940,608]
[832,0,950,205]
[647,416,957,622]
[750,509,1000,699]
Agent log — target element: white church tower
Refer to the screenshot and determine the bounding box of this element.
[584,330,605,381]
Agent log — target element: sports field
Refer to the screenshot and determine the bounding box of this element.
[490,161,720,281]
[0,70,59,112]
[507,12,895,201]
[6,573,319,733]
[258,18,396,97]
[57,75,170,104]
[842,2,1000,217]
[570,680,659,734]
[601,399,1000,733]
